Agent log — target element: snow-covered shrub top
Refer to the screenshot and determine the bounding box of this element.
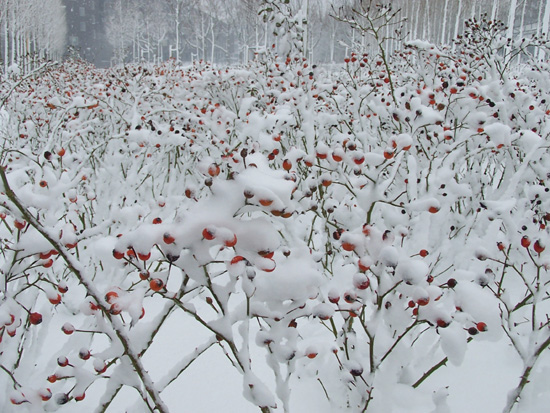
[1,32,549,412]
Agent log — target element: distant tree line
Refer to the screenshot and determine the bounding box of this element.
[0,0,548,72]
[104,0,549,65]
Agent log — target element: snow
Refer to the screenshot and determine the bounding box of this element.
[1,24,550,413]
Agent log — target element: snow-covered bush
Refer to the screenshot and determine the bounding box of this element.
[1,19,550,413]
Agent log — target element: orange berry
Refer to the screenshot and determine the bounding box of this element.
[149,278,164,292]
[202,227,216,240]
[163,233,175,244]
[112,249,124,259]
[224,234,237,247]
[341,242,355,252]
[476,322,488,332]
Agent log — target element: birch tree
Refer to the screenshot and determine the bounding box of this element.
[0,0,66,73]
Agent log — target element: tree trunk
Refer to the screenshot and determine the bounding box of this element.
[452,0,462,51]
[506,0,517,41]
[176,3,180,61]
[441,0,449,44]
[540,0,550,60]
[211,15,215,64]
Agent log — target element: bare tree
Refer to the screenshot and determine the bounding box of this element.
[0,0,66,73]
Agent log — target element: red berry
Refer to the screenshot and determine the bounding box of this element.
[417,297,430,306]
[521,235,531,248]
[353,273,370,290]
[497,242,505,251]
[230,255,245,265]
[149,278,164,292]
[343,291,357,303]
[14,220,26,230]
[163,233,175,244]
[207,163,220,177]
[29,312,42,325]
[258,250,274,259]
[79,349,91,360]
[202,227,216,240]
[321,178,332,187]
[75,392,85,402]
[260,258,276,272]
[306,351,317,359]
[137,251,151,261]
[94,359,107,373]
[152,217,162,224]
[224,234,237,247]
[316,151,327,159]
[341,242,355,252]
[109,303,122,315]
[419,249,429,257]
[39,250,53,259]
[282,159,292,171]
[358,259,370,272]
[42,258,54,268]
[105,291,119,303]
[447,278,457,288]
[61,323,75,335]
[47,374,57,383]
[5,313,15,326]
[476,322,488,332]
[436,319,450,328]
[39,388,52,401]
[57,356,69,367]
[428,206,439,214]
[49,294,62,305]
[112,249,124,259]
[10,395,26,405]
[362,225,371,236]
[332,153,343,162]
[534,240,545,254]
[328,290,340,304]
[353,155,365,165]
[58,283,68,294]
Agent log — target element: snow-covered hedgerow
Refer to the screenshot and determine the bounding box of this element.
[1,20,550,413]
